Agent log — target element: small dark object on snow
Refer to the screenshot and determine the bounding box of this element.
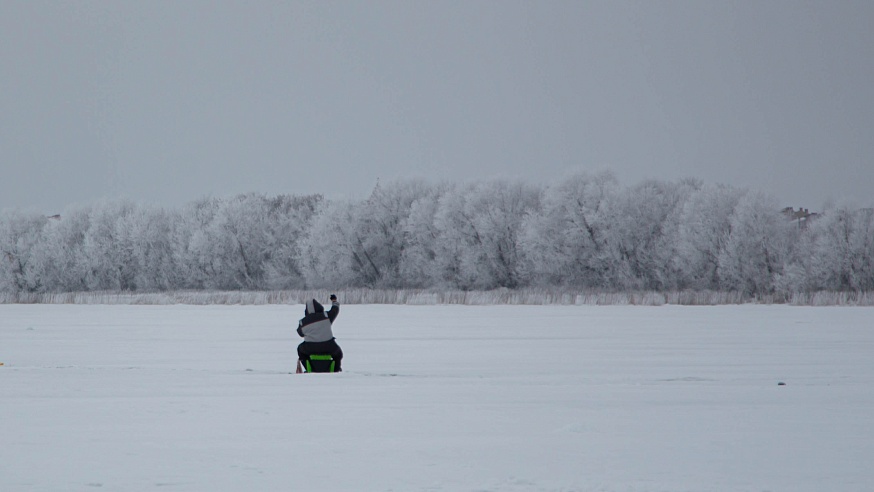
[777,381,786,386]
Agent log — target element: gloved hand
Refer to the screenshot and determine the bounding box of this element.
[329,294,337,302]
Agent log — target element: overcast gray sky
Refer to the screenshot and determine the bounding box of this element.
[2,0,872,213]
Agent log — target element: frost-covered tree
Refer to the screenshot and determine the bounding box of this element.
[299,180,442,288]
[81,200,138,291]
[261,194,322,289]
[398,183,451,288]
[601,179,698,290]
[806,206,874,291]
[169,193,320,290]
[172,196,223,289]
[717,191,792,295]
[26,207,91,292]
[434,180,540,289]
[186,194,278,290]
[350,180,433,287]
[521,171,617,287]
[297,198,360,288]
[119,206,177,291]
[676,184,747,289]
[0,209,47,293]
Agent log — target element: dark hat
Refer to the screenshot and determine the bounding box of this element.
[305,298,325,315]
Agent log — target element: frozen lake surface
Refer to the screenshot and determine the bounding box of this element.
[2,304,873,491]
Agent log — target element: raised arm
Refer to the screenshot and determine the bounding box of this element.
[327,294,340,323]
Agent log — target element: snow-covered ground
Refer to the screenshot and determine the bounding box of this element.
[2,304,873,492]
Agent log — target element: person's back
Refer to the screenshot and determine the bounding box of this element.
[298,298,338,342]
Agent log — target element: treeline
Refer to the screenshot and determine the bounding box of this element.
[1,172,872,298]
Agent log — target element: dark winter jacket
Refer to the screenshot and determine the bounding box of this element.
[297,299,339,343]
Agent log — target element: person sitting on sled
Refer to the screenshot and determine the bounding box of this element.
[297,294,343,371]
